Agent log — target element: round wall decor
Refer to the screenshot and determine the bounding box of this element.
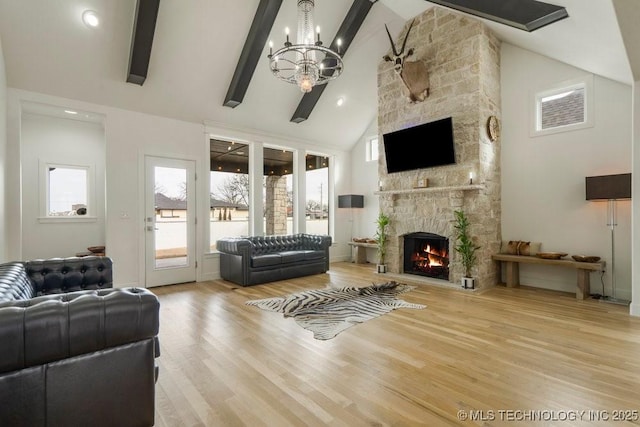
[487,115,500,142]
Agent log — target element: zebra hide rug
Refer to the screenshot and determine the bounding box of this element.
[245,281,426,340]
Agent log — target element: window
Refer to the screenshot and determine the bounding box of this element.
[366,136,379,162]
[305,154,330,235]
[532,76,593,136]
[209,139,250,251]
[40,162,94,221]
[263,147,294,236]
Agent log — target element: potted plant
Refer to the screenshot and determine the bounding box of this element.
[453,209,480,289]
[374,212,390,273]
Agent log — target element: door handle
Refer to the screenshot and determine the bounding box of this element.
[146,226,159,231]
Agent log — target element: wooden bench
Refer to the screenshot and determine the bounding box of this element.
[491,254,605,300]
[348,242,377,264]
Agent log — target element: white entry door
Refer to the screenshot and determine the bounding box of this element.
[145,156,196,287]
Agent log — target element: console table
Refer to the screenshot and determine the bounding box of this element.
[348,242,377,264]
[491,254,605,300]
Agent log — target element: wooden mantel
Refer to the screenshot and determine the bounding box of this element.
[374,184,484,196]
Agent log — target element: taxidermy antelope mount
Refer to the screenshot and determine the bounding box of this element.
[383,20,430,103]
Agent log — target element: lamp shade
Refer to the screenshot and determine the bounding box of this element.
[585,173,631,200]
[338,194,364,208]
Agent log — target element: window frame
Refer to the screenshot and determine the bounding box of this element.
[366,136,379,162]
[531,75,594,137]
[39,160,96,223]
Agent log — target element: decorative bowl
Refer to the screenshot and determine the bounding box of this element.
[572,255,601,263]
[536,252,568,260]
[87,245,105,253]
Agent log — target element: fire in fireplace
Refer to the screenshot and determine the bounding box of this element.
[403,232,449,280]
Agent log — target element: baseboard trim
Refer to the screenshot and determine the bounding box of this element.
[630,302,640,317]
[200,272,221,282]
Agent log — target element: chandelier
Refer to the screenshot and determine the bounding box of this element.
[267,0,343,93]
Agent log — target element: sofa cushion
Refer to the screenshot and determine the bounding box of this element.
[252,254,282,268]
[26,257,113,296]
[302,250,326,261]
[280,251,307,264]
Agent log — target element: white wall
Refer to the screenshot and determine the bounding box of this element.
[0,36,7,262]
[501,43,633,300]
[349,119,380,263]
[7,89,352,286]
[20,113,105,260]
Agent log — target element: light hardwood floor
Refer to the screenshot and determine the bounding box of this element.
[152,262,640,427]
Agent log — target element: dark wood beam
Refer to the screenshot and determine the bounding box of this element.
[426,0,568,32]
[290,0,378,124]
[223,0,284,108]
[127,0,161,85]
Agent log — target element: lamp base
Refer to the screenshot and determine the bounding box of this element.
[599,296,630,305]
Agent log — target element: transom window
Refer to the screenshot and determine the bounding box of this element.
[532,76,593,136]
[366,136,379,162]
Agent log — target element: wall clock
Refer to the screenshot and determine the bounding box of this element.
[487,115,500,142]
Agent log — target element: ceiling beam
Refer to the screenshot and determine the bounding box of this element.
[223,0,284,108]
[426,0,568,32]
[127,0,161,85]
[290,0,378,124]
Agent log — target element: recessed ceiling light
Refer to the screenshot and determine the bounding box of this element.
[64,110,78,115]
[336,97,344,107]
[82,10,99,28]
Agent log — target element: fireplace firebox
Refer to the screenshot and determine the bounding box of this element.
[403,232,449,280]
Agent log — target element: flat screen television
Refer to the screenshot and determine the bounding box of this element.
[383,117,455,173]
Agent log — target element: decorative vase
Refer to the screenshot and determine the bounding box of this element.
[377,264,387,274]
[461,277,475,289]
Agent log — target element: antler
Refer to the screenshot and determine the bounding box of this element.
[399,19,415,55]
[384,24,399,57]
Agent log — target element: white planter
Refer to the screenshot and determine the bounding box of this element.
[461,277,475,289]
[377,264,387,273]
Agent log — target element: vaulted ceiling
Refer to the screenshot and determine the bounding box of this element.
[0,0,637,151]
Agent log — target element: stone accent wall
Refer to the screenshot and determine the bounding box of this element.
[377,7,501,288]
[265,175,288,235]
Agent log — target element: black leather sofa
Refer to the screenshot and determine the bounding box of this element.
[217,233,332,286]
[0,256,160,427]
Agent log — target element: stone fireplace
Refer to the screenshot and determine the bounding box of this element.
[377,7,502,289]
[403,232,450,280]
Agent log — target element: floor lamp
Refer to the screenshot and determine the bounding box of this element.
[585,173,631,305]
[338,195,364,257]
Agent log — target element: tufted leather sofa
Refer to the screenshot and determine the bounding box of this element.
[0,256,160,427]
[217,233,332,286]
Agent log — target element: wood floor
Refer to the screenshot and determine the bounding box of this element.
[151,262,640,427]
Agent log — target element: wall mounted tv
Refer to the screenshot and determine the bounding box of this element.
[383,117,455,173]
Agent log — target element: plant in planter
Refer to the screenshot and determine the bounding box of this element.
[453,209,480,289]
[374,212,390,273]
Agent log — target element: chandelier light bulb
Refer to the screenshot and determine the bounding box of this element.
[299,76,313,93]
